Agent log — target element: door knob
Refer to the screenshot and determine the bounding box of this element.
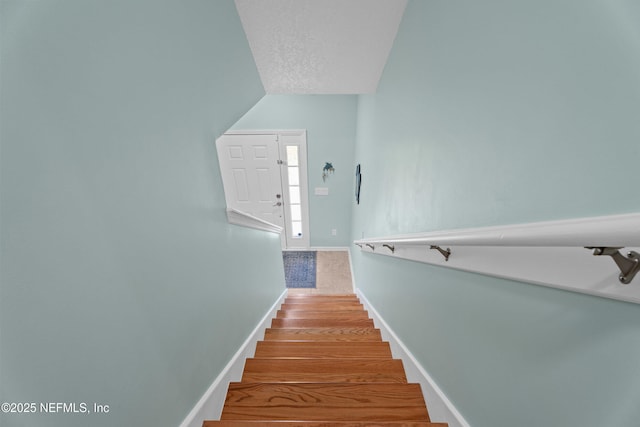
[273,201,282,207]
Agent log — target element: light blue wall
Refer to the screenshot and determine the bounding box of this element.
[0,2,284,427]
[352,1,640,426]
[231,95,358,247]
[354,0,640,236]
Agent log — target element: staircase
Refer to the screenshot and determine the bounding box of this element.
[204,294,448,427]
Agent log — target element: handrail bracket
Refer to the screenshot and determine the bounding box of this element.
[587,247,640,284]
[430,245,451,261]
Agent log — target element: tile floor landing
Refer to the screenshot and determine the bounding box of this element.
[286,250,354,295]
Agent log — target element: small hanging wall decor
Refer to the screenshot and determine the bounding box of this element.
[355,163,362,204]
[322,162,335,182]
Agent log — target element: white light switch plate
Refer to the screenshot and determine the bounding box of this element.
[314,187,329,196]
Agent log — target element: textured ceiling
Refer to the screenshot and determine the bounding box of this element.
[235,0,407,94]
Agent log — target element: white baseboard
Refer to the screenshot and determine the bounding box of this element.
[357,289,470,427]
[179,289,287,427]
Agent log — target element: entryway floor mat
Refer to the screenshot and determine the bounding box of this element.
[283,251,317,288]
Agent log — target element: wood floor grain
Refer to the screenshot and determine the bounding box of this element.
[221,383,429,421]
[275,310,370,319]
[263,327,382,342]
[207,422,447,427]
[254,341,392,359]
[280,302,364,311]
[271,318,375,328]
[242,358,407,383]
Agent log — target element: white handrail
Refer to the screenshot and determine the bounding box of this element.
[353,213,640,303]
[354,213,640,248]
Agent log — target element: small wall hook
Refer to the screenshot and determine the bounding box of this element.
[430,245,451,261]
[366,244,375,251]
[382,244,395,253]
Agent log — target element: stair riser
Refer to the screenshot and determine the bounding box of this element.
[220,408,430,422]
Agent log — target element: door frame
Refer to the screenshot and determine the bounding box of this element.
[222,130,310,249]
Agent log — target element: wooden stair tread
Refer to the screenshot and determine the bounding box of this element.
[242,358,407,383]
[280,303,364,311]
[283,296,360,300]
[206,295,447,427]
[276,310,370,319]
[206,422,446,427]
[271,318,374,328]
[254,341,392,359]
[221,383,429,421]
[263,327,381,342]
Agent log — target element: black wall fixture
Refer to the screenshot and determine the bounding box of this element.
[355,164,362,204]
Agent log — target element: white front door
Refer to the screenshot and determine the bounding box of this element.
[216,131,310,249]
[216,134,284,229]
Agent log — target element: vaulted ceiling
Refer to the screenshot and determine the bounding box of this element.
[235,0,408,94]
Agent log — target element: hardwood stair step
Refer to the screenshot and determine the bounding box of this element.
[285,294,359,301]
[221,383,430,421]
[280,303,364,311]
[242,358,407,383]
[263,327,382,342]
[271,318,374,329]
[207,295,448,427]
[283,299,360,305]
[276,310,370,319]
[254,341,392,359]
[205,421,447,427]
